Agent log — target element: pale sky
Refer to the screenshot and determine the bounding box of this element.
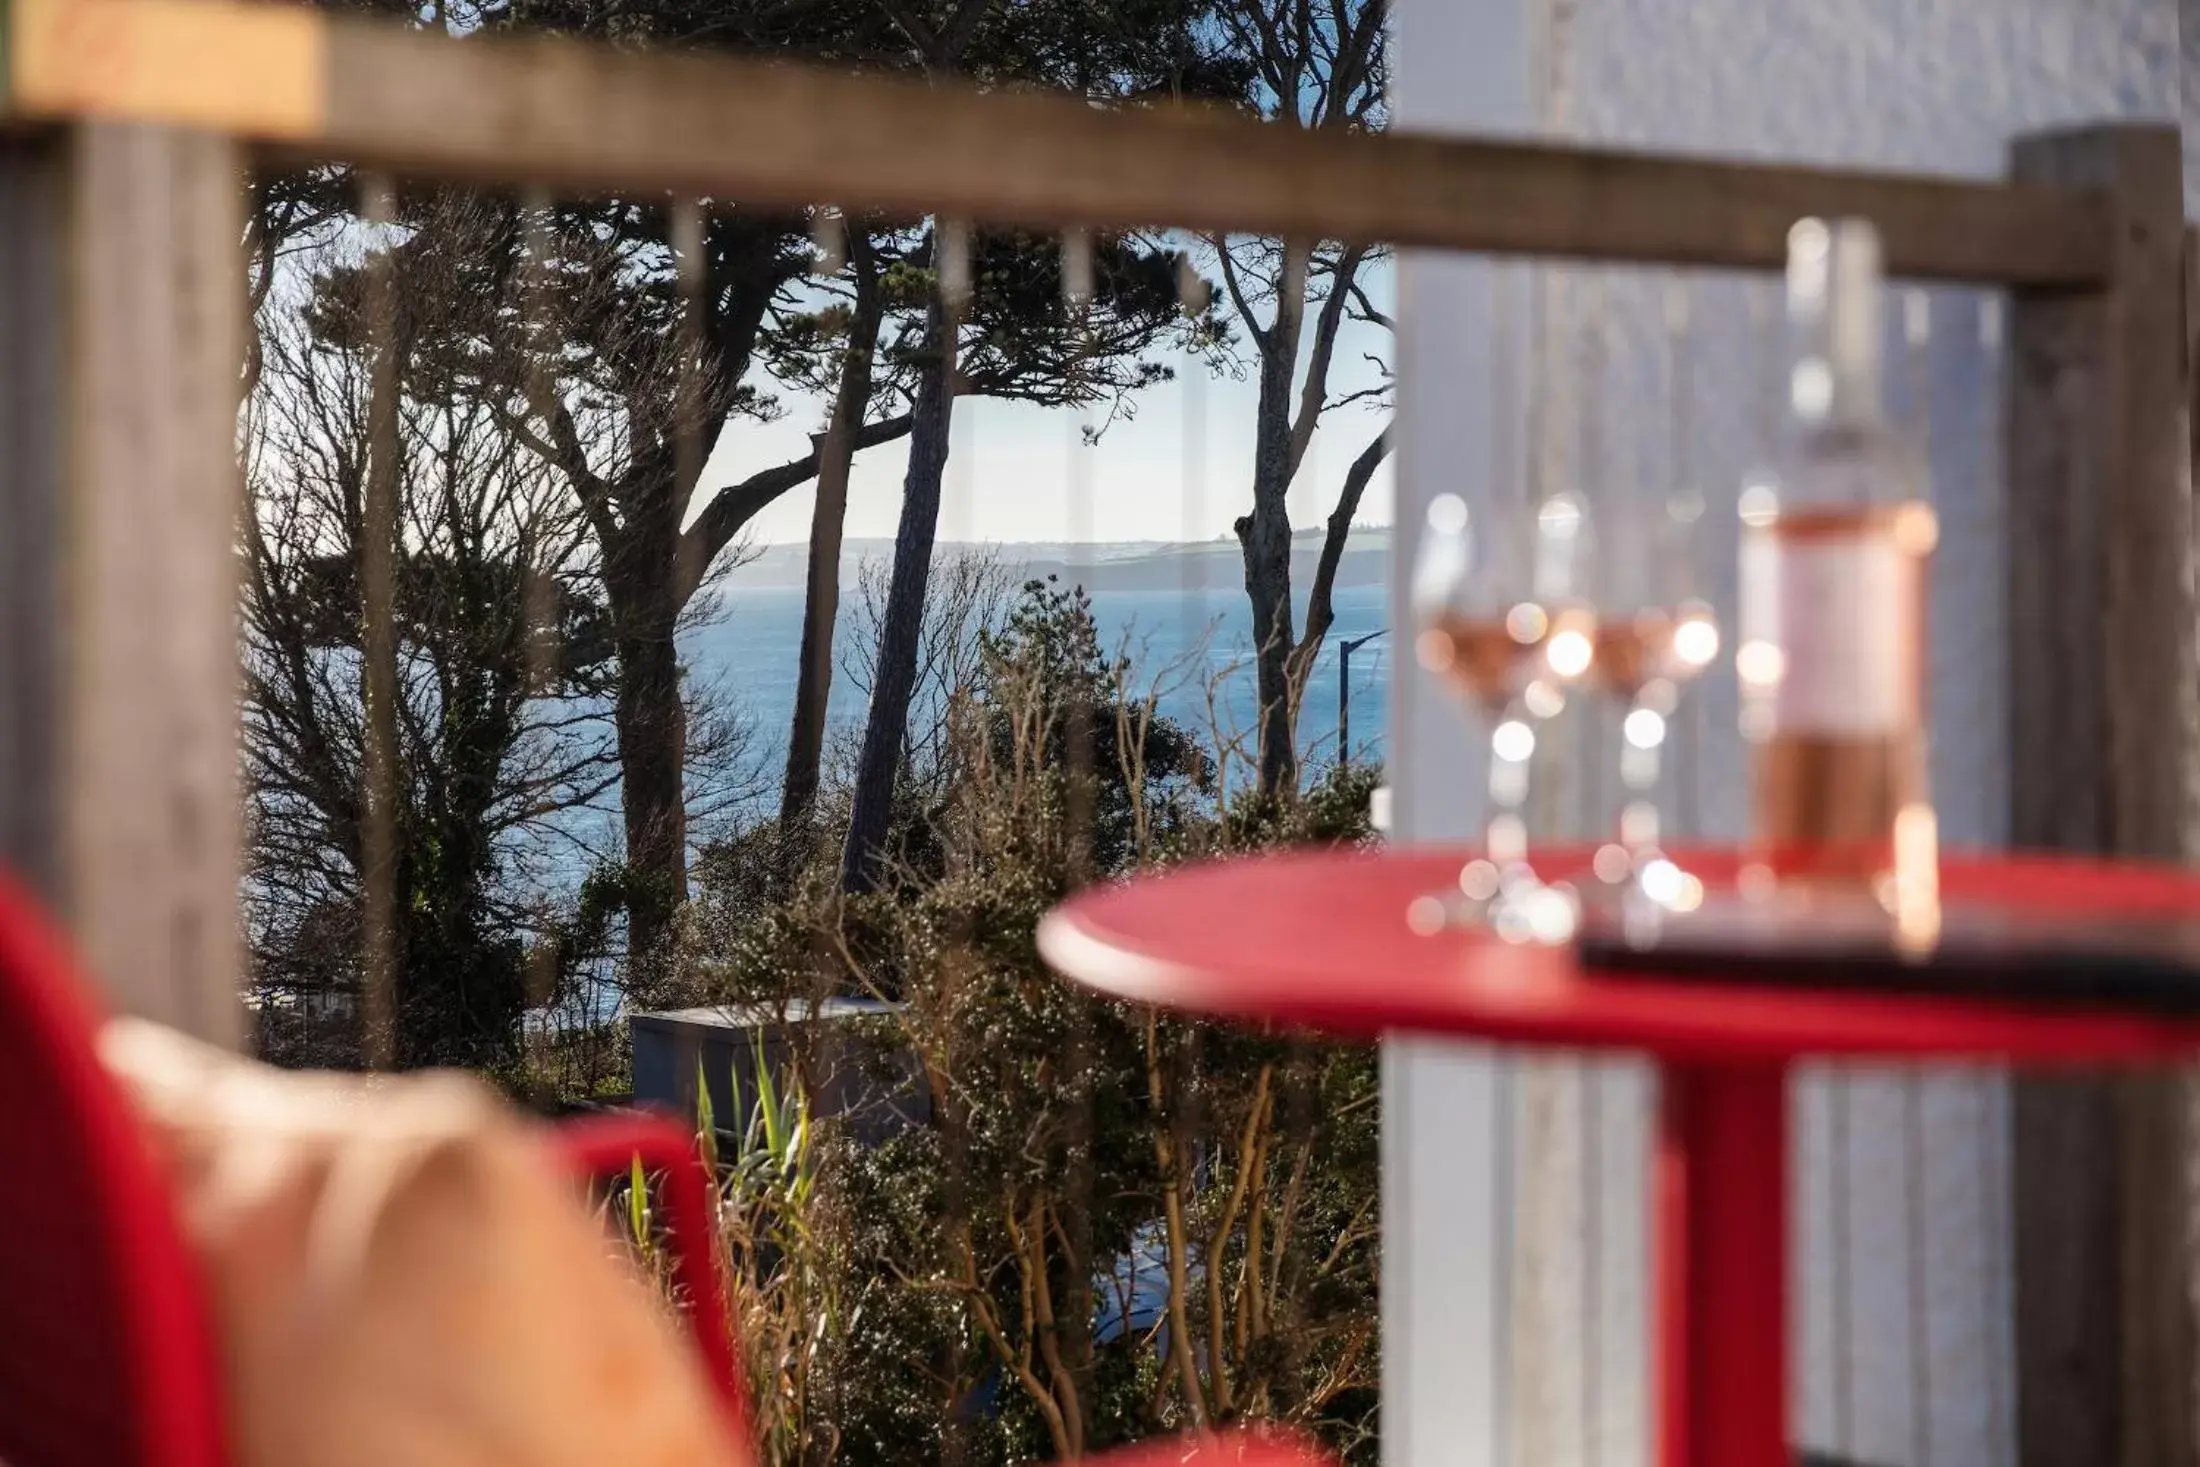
[691,274,1395,546]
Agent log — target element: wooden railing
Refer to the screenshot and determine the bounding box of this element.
[1,0,2115,286]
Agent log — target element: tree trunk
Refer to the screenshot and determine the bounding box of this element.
[780,236,883,848]
[610,556,688,990]
[841,300,956,892]
[1240,288,1304,800]
[1287,428,1392,705]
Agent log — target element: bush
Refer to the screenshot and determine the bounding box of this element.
[684,580,1379,1466]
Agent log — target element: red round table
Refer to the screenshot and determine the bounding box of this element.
[1037,846,2200,1467]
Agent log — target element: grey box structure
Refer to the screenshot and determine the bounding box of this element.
[629,999,928,1147]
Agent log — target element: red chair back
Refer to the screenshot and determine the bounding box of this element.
[0,876,227,1467]
[550,1113,753,1444]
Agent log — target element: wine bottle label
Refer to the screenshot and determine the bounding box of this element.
[1741,524,1919,735]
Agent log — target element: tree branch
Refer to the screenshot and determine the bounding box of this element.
[1029,1198,1085,1457]
[1146,1013,1211,1427]
[509,381,620,551]
[674,412,914,604]
[937,0,995,63]
[1291,426,1392,674]
[881,0,991,67]
[1213,234,1270,351]
[1223,0,1294,107]
[955,1219,1075,1461]
[876,0,942,59]
[1331,0,1387,118]
[995,1196,1077,1458]
[1287,244,1369,476]
[1205,1063,1274,1418]
[1327,378,1391,414]
[1345,277,1394,332]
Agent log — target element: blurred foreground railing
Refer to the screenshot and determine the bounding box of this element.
[1,0,2116,285]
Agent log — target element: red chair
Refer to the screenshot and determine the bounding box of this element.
[0,871,1325,1467]
[551,1114,754,1441]
[0,875,226,1467]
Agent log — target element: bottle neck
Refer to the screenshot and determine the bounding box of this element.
[1787,218,1885,431]
[1790,312,1884,430]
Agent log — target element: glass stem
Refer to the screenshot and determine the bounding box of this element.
[1619,696,1663,861]
[1486,703,1532,876]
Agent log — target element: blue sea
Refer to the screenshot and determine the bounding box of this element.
[683,580,1392,791]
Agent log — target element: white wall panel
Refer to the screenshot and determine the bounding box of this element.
[1384,2,2180,1464]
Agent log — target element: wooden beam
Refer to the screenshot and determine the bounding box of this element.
[4,0,323,138]
[2006,122,2194,1467]
[0,123,247,1048]
[5,0,2114,286]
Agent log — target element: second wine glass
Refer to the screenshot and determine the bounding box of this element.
[1577,288,1720,911]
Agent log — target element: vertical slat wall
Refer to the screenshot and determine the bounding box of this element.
[1510,7,1641,1456]
[1381,0,1536,1459]
[0,124,246,1048]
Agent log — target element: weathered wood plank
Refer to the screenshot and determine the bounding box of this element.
[66,121,248,1047]
[312,16,2110,285]
[0,124,247,1046]
[2007,123,2194,1467]
[3,0,2115,286]
[5,0,323,138]
[0,137,65,904]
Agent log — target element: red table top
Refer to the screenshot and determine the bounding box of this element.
[1037,846,2200,1064]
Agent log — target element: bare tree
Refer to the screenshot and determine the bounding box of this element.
[841,547,1019,789]
[1204,0,1392,797]
[243,217,620,1069]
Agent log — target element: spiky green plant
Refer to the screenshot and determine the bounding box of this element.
[627,1153,653,1260]
[707,1033,837,1465]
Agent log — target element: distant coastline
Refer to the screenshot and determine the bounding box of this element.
[732,525,1393,595]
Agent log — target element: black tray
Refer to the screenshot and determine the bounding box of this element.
[1577,887,2200,1013]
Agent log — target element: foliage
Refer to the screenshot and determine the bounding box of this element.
[714,1037,847,1464]
[688,582,1380,1466]
[243,212,624,1071]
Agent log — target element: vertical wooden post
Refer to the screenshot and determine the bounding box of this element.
[0,123,247,1049]
[0,137,67,903]
[2007,122,2194,1467]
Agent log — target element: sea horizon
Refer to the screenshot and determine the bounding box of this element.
[691,531,1392,799]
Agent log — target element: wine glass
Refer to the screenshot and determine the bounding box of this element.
[1407,489,1594,940]
[1579,287,1720,913]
